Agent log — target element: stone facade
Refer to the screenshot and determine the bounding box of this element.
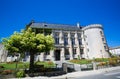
[0,44,8,62]
[0,22,110,62]
[25,22,110,61]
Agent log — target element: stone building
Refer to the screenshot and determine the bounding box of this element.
[25,21,110,61]
[0,43,8,62]
[109,46,120,57]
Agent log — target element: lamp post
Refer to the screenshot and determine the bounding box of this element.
[15,53,19,70]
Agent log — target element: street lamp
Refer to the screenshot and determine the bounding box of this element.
[15,53,19,70]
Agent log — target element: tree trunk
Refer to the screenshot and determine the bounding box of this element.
[29,51,34,73]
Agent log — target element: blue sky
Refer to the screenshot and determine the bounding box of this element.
[0,0,120,47]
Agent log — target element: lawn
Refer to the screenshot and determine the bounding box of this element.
[69,59,92,64]
[0,61,55,70]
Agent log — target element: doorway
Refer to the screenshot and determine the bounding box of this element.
[54,50,61,61]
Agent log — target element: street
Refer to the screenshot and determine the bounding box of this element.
[73,69,120,79]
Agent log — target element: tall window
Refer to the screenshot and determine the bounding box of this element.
[78,33,82,45]
[55,38,59,44]
[102,38,104,41]
[100,31,103,35]
[78,38,82,45]
[64,33,68,45]
[72,38,75,45]
[55,32,59,44]
[71,33,75,45]
[77,33,81,38]
[73,48,76,55]
[80,49,84,54]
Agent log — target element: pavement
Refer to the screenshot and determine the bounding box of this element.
[10,66,120,79]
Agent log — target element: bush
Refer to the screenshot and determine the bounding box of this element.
[108,58,118,66]
[97,62,107,66]
[69,59,92,64]
[1,70,13,75]
[16,70,25,78]
[94,58,108,62]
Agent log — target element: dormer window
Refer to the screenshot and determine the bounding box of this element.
[44,24,47,27]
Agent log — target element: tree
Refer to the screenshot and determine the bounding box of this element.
[2,28,54,72]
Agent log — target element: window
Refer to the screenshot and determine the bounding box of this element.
[73,48,76,55]
[55,32,59,44]
[100,31,103,35]
[45,51,50,55]
[78,38,82,45]
[87,48,89,52]
[77,33,81,38]
[64,33,68,45]
[80,49,84,54]
[64,38,68,45]
[72,38,75,45]
[71,33,75,45]
[71,33,75,37]
[55,32,59,37]
[86,42,88,45]
[55,38,59,44]
[102,38,104,41]
[104,46,106,50]
[84,38,86,41]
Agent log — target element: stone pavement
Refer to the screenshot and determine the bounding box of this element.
[10,66,120,79]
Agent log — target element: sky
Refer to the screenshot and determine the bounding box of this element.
[0,0,120,47]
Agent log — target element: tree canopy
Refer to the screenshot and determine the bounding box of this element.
[2,28,54,53]
[2,28,54,72]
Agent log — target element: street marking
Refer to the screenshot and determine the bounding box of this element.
[104,72,120,76]
[116,76,120,78]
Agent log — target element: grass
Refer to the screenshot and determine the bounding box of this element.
[0,61,55,70]
[69,59,92,64]
[0,62,29,70]
[69,57,120,65]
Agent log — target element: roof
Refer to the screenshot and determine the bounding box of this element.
[29,22,82,31]
[109,46,120,50]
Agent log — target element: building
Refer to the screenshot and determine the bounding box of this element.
[25,21,110,61]
[0,43,8,62]
[109,47,120,57]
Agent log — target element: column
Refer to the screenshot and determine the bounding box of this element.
[59,30,64,45]
[68,32,73,60]
[50,50,55,61]
[75,32,81,59]
[61,48,65,61]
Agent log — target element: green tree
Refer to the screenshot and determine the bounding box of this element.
[2,28,54,72]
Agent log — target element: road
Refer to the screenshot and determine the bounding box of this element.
[73,69,120,79]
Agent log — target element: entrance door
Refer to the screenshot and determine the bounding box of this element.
[55,50,60,61]
[65,48,70,60]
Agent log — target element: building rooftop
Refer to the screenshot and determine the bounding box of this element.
[29,22,83,31]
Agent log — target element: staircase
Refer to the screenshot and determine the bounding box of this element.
[54,61,63,68]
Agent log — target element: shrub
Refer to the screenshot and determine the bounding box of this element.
[94,58,108,62]
[16,70,25,78]
[97,62,107,66]
[69,59,92,64]
[1,70,13,75]
[108,58,118,66]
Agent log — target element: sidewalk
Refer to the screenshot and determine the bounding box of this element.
[10,66,120,79]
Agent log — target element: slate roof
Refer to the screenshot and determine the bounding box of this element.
[29,22,82,31]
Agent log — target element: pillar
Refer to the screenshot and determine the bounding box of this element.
[61,48,65,61]
[68,32,73,60]
[50,50,55,61]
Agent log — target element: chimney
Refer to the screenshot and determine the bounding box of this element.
[77,22,80,28]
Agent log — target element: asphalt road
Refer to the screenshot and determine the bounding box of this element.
[73,69,120,79]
